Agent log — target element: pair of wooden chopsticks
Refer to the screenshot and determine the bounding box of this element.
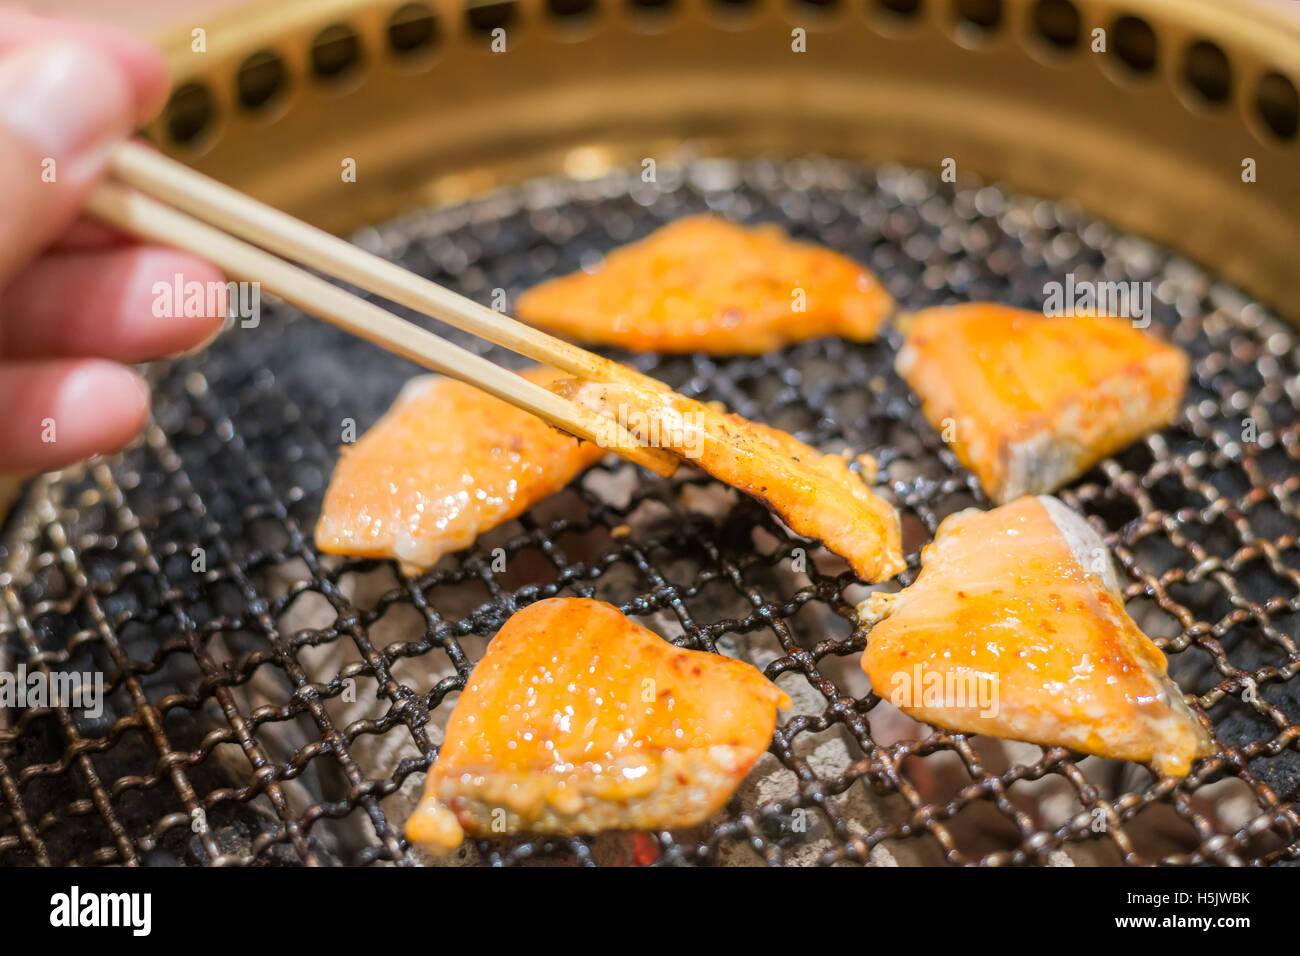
[84,141,680,477]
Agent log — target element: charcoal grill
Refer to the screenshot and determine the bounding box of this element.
[2,0,1299,866]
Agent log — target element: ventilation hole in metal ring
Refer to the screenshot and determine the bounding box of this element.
[1256,70,1299,140]
[1113,14,1157,73]
[955,0,1000,30]
[1183,40,1232,105]
[628,0,675,13]
[236,50,287,111]
[164,81,215,145]
[467,0,518,33]
[388,3,439,56]
[547,0,597,19]
[875,0,922,17]
[949,0,1000,48]
[311,23,364,80]
[1032,0,1079,50]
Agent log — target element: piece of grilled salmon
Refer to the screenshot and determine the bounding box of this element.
[858,496,1212,777]
[515,215,894,354]
[406,597,790,851]
[314,368,605,570]
[896,304,1189,504]
[548,374,906,583]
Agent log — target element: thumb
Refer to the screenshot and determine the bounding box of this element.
[0,40,134,287]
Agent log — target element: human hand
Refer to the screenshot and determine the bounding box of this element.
[0,10,224,474]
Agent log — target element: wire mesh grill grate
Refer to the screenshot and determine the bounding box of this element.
[1,157,1298,866]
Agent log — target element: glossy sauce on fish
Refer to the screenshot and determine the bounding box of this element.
[517,215,894,354]
[315,368,605,569]
[859,496,1212,776]
[896,304,1188,503]
[548,374,906,583]
[407,597,790,850]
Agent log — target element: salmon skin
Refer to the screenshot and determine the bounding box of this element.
[859,496,1212,777]
[314,367,605,570]
[516,215,894,355]
[896,304,1188,503]
[406,598,790,851]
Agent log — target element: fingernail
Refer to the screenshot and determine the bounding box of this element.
[55,360,146,420]
[46,361,151,468]
[0,41,132,172]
